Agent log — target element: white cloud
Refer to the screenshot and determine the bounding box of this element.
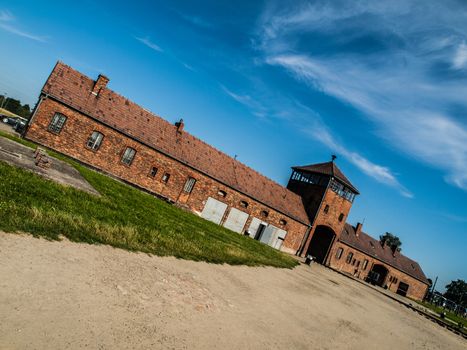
[310,125,413,198]
[257,1,467,192]
[453,42,467,69]
[0,10,47,42]
[135,36,163,52]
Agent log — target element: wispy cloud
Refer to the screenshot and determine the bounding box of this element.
[310,125,413,198]
[135,36,163,52]
[0,9,47,42]
[440,212,467,223]
[180,14,212,29]
[453,42,467,69]
[221,85,268,118]
[257,0,467,192]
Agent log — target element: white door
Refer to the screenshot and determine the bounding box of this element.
[260,225,277,245]
[271,229,287,250]
[248,217,268,239]
[223,208,249,233]
[201,197,228,224]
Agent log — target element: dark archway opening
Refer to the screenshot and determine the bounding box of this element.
[306,225,336,264]
[366,264,389,287]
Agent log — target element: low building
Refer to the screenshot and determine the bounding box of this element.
[328,223,429,300]
[24,62,429,300]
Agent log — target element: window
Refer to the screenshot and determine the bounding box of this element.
[162,173,170,183]
[338,213,345,222]
[346,252,353,264]
[86,131,104,150]
[261,210,269,218]
[324,205,329,214]
[183,177,196,193]
[48,113,67,134]
[121,147,136,165]
[149,167,158,177]
[336,247,343,259]
[362,259,368,270]
[352,258,356,266]
[356,260,360,268]
[279,219,287,226]
[240,200,248,208]
[218,190,227,198]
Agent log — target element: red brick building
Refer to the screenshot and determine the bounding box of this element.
[24,62,429,300]
[328,223,429,300]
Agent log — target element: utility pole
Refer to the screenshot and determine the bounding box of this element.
[431,276,438,302]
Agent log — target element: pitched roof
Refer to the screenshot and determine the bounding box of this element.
[41,62,310,224]
[293,161,359,194]
[340,223,429,284]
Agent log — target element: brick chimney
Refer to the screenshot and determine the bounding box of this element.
[355,222,363,237]
[175,118,184,133]
[91,74,109,96]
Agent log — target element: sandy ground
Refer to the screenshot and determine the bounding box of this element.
[0,233,465,350]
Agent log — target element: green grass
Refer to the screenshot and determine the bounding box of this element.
[415,300,467,328]
[0,133,298,268]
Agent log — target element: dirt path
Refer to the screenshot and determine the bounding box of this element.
[0,233,465,350]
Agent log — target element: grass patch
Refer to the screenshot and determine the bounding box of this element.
[0,134,298,268]
[415,300,467,329]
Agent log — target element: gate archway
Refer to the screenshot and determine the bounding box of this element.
[306,225,336,264]
[366,264,389,287]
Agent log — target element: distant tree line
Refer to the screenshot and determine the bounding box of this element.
[0,96,31,119]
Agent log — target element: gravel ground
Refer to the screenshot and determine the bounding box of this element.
[1,232,465,350]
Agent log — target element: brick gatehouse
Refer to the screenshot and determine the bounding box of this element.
[24,62,429,300]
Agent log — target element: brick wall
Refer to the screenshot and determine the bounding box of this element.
[25,97,309,252]
[328,241,429,300]
[299,188,353,257]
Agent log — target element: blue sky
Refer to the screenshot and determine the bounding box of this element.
[0,0,466,290]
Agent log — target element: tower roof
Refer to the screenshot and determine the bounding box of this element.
[292,161,359,194]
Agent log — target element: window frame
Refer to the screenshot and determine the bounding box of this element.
[183,177,196,193]
[121,147,136,166]
[346,252,353,264]
[149,166,158,178]
[336,247,343,259]
[362,259,368,270]
[86,131,104,151]
[48,113,67,134]
[161,173,170,183]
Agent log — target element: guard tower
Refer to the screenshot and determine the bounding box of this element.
[287,157,359,263]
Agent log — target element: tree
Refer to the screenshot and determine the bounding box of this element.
[0,96,31,119]
[444,280,467,308]
[379,232,402,252]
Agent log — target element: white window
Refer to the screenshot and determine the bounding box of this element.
[121,147,136,165]
[162,173,170,183]
[86,131,104,150]
[48,113,67,134]
[183,177,196,193]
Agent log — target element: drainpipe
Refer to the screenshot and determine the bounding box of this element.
[296,176,332,256]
